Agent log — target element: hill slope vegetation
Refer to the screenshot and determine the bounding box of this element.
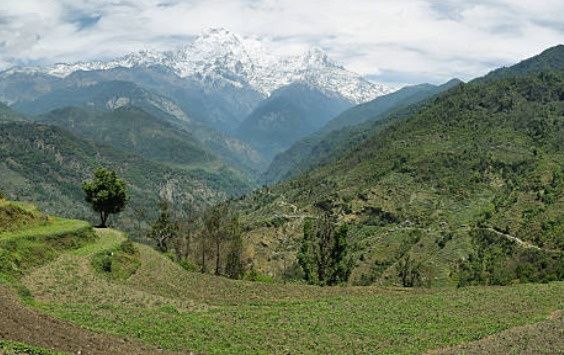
[0,122,253,230]
[232,57,564,286]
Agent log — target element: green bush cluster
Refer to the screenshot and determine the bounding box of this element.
[92,240,141,280]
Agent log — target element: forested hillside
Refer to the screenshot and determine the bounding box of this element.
[38,106,218,168]
[0,122,253,230]
[231,68,564,286]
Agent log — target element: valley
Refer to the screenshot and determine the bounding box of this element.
[0,20,562,354]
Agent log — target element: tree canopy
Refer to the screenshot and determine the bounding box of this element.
[82,167,128,228]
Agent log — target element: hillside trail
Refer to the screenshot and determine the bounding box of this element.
[480,226,560,252]
[0,228,175,355]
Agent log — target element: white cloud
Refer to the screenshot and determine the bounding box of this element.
[0,0,562,86]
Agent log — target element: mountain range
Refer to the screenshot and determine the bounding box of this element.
[0,31,561,287]
[0,28,393,167]
[3,28,390,104]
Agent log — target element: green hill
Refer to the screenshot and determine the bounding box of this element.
[38,106,217,168]
[232,58,564,286]
[0,122,253,231]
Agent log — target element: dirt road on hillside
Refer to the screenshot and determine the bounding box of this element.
[0,284,172,355]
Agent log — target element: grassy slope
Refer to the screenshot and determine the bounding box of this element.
[0,200,95,284]
[433,309,564,354]
[18,228,563,354]
[0,340,67,355]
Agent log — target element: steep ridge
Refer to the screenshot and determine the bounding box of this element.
[480,44,564,81]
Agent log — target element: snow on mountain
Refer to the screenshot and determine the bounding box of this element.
[3,28,393,104]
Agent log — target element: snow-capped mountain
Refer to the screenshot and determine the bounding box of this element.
[4,28,392,104]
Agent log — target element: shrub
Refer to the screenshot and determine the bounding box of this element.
[179,258,198,272]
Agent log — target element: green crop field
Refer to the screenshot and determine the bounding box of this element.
[17,228,563,354]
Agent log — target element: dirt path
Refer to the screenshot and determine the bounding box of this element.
[0,284,172,354]
[482,226,542,250]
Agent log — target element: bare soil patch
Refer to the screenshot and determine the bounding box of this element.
[0,284,172,354]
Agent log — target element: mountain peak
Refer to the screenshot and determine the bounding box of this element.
[2,29,393,104]
[198,27,240,41]
[191,27,246,52]
[302,47,335,67]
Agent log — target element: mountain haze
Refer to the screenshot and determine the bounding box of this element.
[264,79,462,183]
[236,83,352,159]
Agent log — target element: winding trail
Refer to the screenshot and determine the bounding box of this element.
[480,226,560,252]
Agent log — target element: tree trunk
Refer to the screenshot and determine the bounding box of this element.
[99,211,108,228]
[158,237,168,253]
[201,241,206,273]
[215,237,221,276]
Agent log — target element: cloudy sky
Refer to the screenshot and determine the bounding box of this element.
[0,0,563,87]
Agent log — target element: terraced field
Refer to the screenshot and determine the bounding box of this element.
[0,209,169,355]
[21,229,564,354]
[1,204,562,354]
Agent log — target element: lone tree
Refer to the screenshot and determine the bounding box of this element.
[82,167,128,228]
[298,213,353,286]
